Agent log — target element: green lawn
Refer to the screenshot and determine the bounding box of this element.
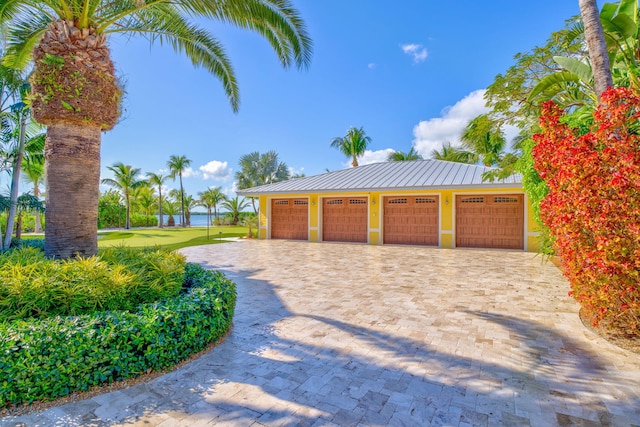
[97,226,250,251]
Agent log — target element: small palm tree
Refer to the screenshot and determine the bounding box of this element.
[431,142,477,164]
[133,187,156,227]
[147,172,168,228]
[22,156,45,233]
[330,127,372,167]
[199,187,226,226]
[460,115,506,167]
[167,155,192,227]
[387,147,423,161]
[221,196,250,225]
[101,162,146,229]
[162,199,179,227]
[183,194,198,227]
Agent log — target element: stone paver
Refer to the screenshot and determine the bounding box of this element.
[2,240,639,427]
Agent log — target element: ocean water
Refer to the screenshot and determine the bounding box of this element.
[157,214,214,227]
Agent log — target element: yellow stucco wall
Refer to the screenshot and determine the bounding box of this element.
[258,188,540,252]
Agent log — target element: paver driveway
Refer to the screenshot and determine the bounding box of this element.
[3,240,639,427]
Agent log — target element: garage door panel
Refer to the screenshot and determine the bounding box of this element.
[383,196,439,246]
[322,198,368,243]
[271,199,308,240]
[456,194,523,250]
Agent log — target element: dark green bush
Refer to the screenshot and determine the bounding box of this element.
[0,263,236,406]
[0,247,185,321]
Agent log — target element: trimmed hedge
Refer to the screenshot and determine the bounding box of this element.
[0,263,236,406]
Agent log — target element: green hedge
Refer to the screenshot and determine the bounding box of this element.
[0,263,236,406]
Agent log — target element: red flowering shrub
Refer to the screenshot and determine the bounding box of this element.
[533,87,640,337]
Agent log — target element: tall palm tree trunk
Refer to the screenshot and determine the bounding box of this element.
[157,189,164,228]
[3,112,27,249]
[44,123,102,258]
[33,183,42,233]
[179,174,185,227]
[579,0,613,100]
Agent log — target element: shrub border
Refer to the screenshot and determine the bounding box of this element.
[0,263,237,406]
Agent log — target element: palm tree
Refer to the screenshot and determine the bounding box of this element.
[183,194,198,227]
[1,1,312,258]
[460,115,506,167]
[167,155,192,227]
[236,151,290,213]
[22,155,45,233]
[132,186,156,227]
[199,187,225,226]
[431,142,477,164]
[330,127,372,167]
[146,172,168,228]
[387,147,423,161]
[162,198,179,227]
[579,0,613,100]
[221,196,250,225]
[0,96,46,249]
[101,162,146,230]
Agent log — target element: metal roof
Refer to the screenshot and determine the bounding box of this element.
[236,160,522,196]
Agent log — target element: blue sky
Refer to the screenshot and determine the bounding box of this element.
[93,1,580,203]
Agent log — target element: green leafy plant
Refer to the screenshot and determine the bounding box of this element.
[533,87,640,336]
[0,247,185,321]
[0,263,236,406]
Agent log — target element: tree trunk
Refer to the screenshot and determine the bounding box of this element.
[158,190,163,228]
[3,112,27,249]
[579,0,613,100]
[44,123,102,258]
[34,182,42,233]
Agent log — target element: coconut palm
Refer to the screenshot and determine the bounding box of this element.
[330,126,372,167]
[167,155,191,227]
[101,162,146,230]
[1,1,312,258]
[199,186,225,226]
[387,147,423,161]
[580,0,614,99]
[146,172,168,228]
[0,96,45,249]
[236,151,289,213]
[221,196,250,225]
[460,115,506,167]
[430,142,477,164]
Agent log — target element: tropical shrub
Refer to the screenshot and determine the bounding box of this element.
[533,87,640,337]
[130,213,158,228]
[0,247,185,321]
[98,190,126,229]
[0,263,236,406]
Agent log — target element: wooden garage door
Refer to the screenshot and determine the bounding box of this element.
[383,196,439,246]
[271,198,308,240]
[322,197,368,243]
[456,194,524,250]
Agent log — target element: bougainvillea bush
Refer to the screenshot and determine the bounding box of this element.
[532,87,640,337]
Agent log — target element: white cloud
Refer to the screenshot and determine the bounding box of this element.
[223,182,238,198]
[412,89,521,157]
[181,167,199,179]
[289,166,305,177]
[345,149,394,168]
[413,90,489,157]
[401,43,428,63]
[199,160,232,181]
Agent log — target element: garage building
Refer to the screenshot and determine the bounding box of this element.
[237,160,539,251]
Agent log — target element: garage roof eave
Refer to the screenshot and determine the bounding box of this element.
[237,182,523,197]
